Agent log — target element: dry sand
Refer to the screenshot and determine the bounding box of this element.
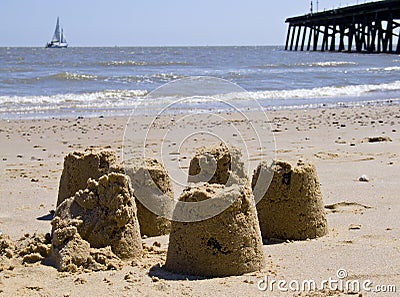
[0,104,399,296]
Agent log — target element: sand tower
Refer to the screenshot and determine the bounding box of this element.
[57,149,116,206]
[51,172,142,271]
[165,143,265,277]
[110,159,173,237]
[252,160,328,240]
[188,142,246,185]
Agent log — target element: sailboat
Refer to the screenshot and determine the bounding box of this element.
[46,17,68,48]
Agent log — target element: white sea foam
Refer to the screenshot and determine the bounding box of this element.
[49,72,99,80]
[1,80,400,119]
[2,80,399,108]
[366,66,400,72]
[253,61,356,69]
[98,60,191,67]
[216,80,400,101]
[0,89,148,106]
[296,61,357,67]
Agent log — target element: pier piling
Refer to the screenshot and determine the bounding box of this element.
[285,0,400,53]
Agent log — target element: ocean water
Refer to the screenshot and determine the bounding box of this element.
[1,46,400,119]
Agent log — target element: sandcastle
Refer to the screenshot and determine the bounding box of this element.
[51,172,142,271]
[57,149,116,207]
[188,142,246,186]
[2,148,145,273]
[165,143,265,277]
[110,159,173,237]
[57,148,172,237]
[252,160,328,240]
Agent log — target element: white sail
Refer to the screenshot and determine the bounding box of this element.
[61,29,67,43]
[51,17,61,42]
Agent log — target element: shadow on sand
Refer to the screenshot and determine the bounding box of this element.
[149,263,212,281]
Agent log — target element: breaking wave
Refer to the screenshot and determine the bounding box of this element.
[297,61,357,67]
[48,72,99,81]
[97,60,191,67]
[1,80,400,119]
[242,80,400,100]
[0,89,147,107]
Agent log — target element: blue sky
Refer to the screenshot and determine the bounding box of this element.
[0,0,377,46]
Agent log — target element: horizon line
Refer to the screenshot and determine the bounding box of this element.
[0,44,284,48]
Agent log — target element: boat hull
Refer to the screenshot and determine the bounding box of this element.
[46,42,68,48]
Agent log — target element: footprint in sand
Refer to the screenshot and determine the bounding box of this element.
[314,151,339,160]
[325,201,373,214]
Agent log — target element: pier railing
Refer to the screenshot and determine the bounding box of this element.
[285,0,400,53]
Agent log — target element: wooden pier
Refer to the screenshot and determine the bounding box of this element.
[285,0,400,53]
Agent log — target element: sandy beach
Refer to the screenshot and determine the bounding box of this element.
[0,104,399,296]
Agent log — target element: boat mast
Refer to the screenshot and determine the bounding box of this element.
[59,18,61,44]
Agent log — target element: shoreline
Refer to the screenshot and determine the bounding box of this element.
[1,104,399,296]
[1,92,400,121]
